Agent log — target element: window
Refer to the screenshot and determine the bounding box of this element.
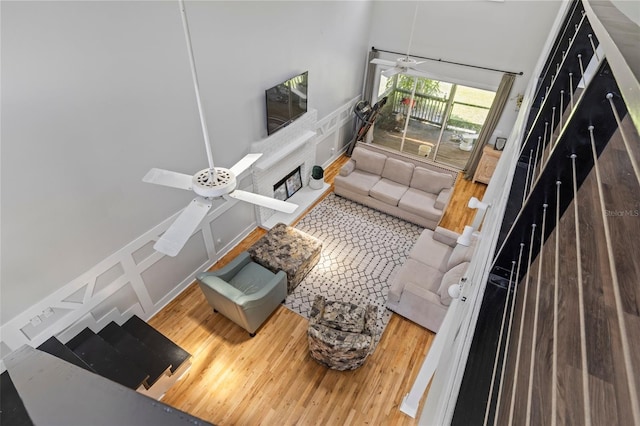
[371,73,495,170]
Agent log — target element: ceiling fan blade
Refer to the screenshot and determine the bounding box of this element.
[229,153,263,177]
[143,168,193,190]
[382,67,401,78]
[226,190,298,214]
[154,197,212,257]
[371,58,396,67]
[404,68,432,79]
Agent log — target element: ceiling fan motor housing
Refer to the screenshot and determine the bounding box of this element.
[192,167,237,198]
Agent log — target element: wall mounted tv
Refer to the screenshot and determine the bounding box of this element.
[265,71,308,136]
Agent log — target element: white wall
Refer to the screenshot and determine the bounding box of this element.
[0,0,564,335]
[611,0,640,25]
[0,0,372,325]
[367,0,563,143]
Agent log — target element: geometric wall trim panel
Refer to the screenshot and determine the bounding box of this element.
[0,97,356,371]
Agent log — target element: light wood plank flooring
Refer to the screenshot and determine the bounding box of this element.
[439,170,487,234]
[149,153,486,425]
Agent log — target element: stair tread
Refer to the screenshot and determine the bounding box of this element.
[37,336,95,373]
[0,371,34,426]
[98,322,170,387]
[122,315,191,374]
[65,328,149,390]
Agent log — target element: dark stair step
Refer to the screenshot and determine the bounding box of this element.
[65,328,149,390]
[37,336,95,373]
[0,371,34,426]
[98,322,171,388]
[122,315,191,374]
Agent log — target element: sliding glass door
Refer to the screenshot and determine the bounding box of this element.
[372,72,495,170]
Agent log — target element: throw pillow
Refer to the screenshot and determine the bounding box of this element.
[447,242,475,270]
[381,157,414,186]
[410,167,454,194]
[352,147,387,176]
[438,262,468,306]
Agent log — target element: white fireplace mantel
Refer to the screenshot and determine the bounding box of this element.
[260,182,330,229]
[253,130,316,172]
[250,110,328,228]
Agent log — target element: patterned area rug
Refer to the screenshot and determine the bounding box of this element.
[285,193,423,345]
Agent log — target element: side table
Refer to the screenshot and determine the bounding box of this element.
[473,146,502,184]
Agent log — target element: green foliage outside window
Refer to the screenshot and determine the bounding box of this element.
[387,75,442,97]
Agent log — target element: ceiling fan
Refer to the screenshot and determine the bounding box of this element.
[370,2,426,78]
[143,0,297,257]
[371,56,426,78]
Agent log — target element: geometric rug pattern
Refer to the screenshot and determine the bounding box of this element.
[284,193,423,346]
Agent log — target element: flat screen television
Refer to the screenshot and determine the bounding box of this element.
[265,71,308,136]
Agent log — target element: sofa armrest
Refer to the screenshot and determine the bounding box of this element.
[339,160,356,176]
[434,188,452,210]
[387,275,406,305]
[432,226,460,247]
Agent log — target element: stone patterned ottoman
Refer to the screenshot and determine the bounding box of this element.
[248,223,322,294]
[308,295,377,371]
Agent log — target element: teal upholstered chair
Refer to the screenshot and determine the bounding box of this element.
[196,252,287,337]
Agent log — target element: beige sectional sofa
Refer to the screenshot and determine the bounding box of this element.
[387,226,475,332]
[334,146,455,230]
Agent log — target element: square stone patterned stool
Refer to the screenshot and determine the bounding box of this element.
[308,295,377,371]
[248,222,322,293]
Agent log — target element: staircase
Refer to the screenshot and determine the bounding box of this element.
[1,315,195,426]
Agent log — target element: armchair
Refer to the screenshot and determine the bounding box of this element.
[196,252,287,336]
[307,295,377,370]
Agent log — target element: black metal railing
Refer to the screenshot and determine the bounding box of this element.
[391,89,447,125]
[390,89,489,133]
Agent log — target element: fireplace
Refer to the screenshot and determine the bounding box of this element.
[251,110,319,226]
[273,166,303,201]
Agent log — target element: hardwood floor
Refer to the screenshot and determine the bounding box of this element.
[149,152,486,425]
[439,171,487,234]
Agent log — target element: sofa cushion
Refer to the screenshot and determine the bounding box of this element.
[398,189,442,221]
[334,170,381,196]
[352,146,387,176]
[392,258,443,297]
[229,262,277,295]
[447,241,476,270]
[438,262,469,306]
[409,229,453,272]
[381,157,414,186]
[370,178,408,206]
[410,167,454,194]
[396,283,449,332]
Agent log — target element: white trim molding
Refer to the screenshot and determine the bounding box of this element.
[0,97,360,372]
[0,177,256,365]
